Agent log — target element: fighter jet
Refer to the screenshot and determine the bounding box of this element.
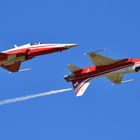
[0,43,78,72]
[64,50,140,96]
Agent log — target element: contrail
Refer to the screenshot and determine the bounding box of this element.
[0,88,72,106]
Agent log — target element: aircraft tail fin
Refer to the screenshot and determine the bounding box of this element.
[68,64,81,72]
[2,62,21,72]
[72,78,92,96]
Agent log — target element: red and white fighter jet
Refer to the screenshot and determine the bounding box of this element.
[64,50,140,96]
[0,43,78,72]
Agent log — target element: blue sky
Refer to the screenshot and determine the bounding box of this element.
[0,0,140,139]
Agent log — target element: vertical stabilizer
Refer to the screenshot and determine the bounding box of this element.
[72,78,92,96]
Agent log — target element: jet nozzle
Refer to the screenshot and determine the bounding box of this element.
[64,74,74,82]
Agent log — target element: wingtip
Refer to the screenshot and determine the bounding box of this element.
[87,48,106,55]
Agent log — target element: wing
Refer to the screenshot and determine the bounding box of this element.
[87,52,116,66]
[72,78,92,96]
[2,62,21,72]
[106,73,124,85]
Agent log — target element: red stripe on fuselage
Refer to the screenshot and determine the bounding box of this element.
[0,47,67,62]
[4,47,67,57]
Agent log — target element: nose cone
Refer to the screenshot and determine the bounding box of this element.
[65,44,79,48]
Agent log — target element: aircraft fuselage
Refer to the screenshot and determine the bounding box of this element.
[65,58,140,82]
[0,43,78,66]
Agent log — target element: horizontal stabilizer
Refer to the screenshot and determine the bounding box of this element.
[72,78,92,96]
[68,64,81,72]
[2,62,21,72]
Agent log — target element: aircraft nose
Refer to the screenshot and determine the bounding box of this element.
[65,44,79,48]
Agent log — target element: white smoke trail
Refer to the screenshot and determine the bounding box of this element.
[0,88,72,106]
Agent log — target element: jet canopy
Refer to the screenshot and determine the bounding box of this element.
[30,42,43,45]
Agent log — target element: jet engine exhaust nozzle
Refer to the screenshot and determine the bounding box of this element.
[135,66,140,72]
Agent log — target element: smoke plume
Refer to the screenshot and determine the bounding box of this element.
[0,88,72,106]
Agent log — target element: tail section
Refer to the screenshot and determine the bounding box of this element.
[2,62,21,72]
[72,78,92,96]
[65,64,92,96]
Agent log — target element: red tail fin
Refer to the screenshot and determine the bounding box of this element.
[72,78,92,96]
[2,62,21,72]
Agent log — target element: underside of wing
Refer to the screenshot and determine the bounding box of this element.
[87,52,117,66]
[2,62,21,72]
[106,73,124,85]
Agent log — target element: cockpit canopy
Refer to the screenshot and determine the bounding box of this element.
[30,42,43,45]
